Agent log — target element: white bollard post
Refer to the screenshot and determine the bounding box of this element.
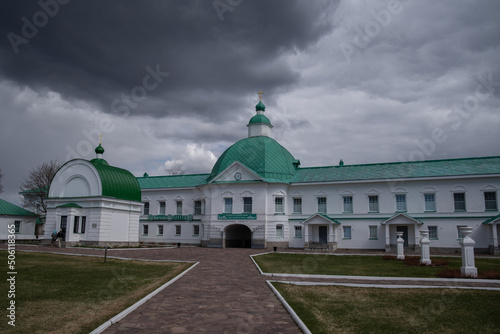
[420,230,431,265]
[396,232,405,260]
[459,226,478,277]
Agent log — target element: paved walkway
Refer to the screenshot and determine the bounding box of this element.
[8,245,500,333]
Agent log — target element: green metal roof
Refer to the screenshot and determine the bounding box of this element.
[0,198,35,216]
[136,156,500,190]
[89,158,141,202]
[248,114,272,125]
[209,136,298,182]
[137,173,210,189]
[291,156,500,183]
[482,214,500,224]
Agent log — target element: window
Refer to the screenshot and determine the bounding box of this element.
[454,193,466,211]
[81,216,86,234]
[224,198,233,213]
[60,216,67,231]
[369,226,377,239]
[275,197,284,213]
[176,201,183,215]
[159,201,166,215]
[175,225,181,236]
[194,200,202,215]
[395,194,407,212]
[428,226,438,240]
[343,196,353,213]
[317,197,327,213]
[73,216,80,234]
[424,194,436,212]
[276,225,283,238]
[294,226,302,238]
[193,225,200,236]
[243,197,252,213]
[368,195,379,212]
[14,221,21,234]
[343,226,351,239]
[485,192,498,211]
[143,202,150,215]
[143,224,149,236]
[158,225,164,236]
[293,198,302,214]
[457,225,467,239]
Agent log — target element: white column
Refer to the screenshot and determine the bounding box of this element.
[419,230,431,265]
[414,224,420,248]
[328,224,334,243]
[459,226,477,277]
[492,224,499,255]
[304,225,309,243]
[396,231,405,260]
[385,224,390,252]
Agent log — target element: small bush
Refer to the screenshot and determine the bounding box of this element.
[383,255,397,261]
[403,256,421,266]
[437,268,462,278]
[478,270,500,279]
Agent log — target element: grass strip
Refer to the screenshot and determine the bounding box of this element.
[273,282,500,334]
[255,253,500,277]
[0,251,192,334]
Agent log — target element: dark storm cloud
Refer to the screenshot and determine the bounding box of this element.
[0,0,338,119]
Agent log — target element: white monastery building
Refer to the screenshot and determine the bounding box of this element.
[44,97,500,254]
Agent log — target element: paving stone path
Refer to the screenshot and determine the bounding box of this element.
[9,245,500,333]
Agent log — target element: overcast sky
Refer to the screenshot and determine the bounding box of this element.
[1,0,499,205]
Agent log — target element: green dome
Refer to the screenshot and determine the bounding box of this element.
[255,101,266,111]
[248,114,272,125]
[89,159,141,202]
[209,136,298,182]
[95,144,105,154]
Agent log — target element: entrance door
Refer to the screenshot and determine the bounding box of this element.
[396,226,408,247]
[319,226,328,245]
[225,224,252,248]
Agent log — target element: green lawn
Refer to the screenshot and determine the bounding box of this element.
[255,253,500,277]
[0,251,193,334]
[273,282,500,334]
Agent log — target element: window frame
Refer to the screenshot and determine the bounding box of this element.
[194,200,203,215]
[143,202,150,215]
[453,192,466,212]
[157,224,164,236]
[73,216,80,234]
[275,197,284,214]
[424,193,436,212]
[143,224,149,236]
[243,197,253,213]
[294,225,302,238]
[224,198,233,213]
[395,194,407,212]
[175,225,181,236]
[81,216,86,234]
[343,226,352,239]
[428,226,438,240]
[159,201,166,215]
[292,197,302,214]
[317,197,327,213]
[276,224,284,238]
[484,191,498,211]
[369,225,378,239]
[343,196,353,213]
[176,201,183,215]
[368,195,379,213]
[193,225,200,237]
[14,220,21,234]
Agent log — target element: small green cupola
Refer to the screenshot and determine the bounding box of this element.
[247,90,273,138]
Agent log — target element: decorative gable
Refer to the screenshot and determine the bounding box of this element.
[209,162,265,183]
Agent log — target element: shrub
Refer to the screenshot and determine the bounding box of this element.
[383,255,397,261]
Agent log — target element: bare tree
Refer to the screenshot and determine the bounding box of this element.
[165,162,187,175]
[0,168,3,195]
[20,160,61,216]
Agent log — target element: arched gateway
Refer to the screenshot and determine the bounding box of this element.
[225,224,252,248]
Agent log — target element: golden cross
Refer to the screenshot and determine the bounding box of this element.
[257,90,264,101]
[99,134,102,145]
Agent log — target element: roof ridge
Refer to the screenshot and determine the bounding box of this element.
[297,155,500,170]
[137,173,211,179]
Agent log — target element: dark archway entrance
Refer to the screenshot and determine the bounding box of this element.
[225,224,251,248]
